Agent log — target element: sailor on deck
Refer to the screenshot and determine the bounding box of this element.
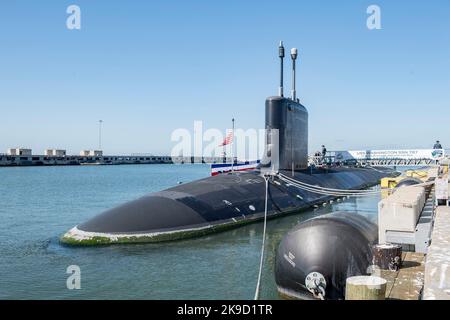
[433,140,443,149]
[321,145,327,163]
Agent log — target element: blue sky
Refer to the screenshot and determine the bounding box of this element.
[0,0,449,155]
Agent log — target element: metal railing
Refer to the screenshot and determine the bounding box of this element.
[309,150,445,168]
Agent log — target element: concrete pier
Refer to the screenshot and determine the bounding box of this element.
[0,154,231,167]
[380,252,425,300]
[376,167,450,300]
[423,206,450,300]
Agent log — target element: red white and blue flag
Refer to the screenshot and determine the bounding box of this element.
[211,160,260,176]
[219,131,234,147]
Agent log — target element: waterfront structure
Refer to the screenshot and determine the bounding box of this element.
[274,166,450,300]
[80,150,103,157]
[44,149,66,157]
[6,148,32,156]
[0,154,228,167]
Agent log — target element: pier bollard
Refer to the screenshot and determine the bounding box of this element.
[345,276,387,300]
[372,244,402,271]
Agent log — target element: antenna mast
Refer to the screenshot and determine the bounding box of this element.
[279,41,285,97]
[290,48,298,101]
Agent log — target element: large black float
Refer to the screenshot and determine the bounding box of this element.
[275,211,378,300]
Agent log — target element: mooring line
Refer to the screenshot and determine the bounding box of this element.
[279,173,380,194]
[278,174,381,197]
[254,174,270,300]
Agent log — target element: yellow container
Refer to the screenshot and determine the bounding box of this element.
[405,170,428,180]
[381,177,402,189]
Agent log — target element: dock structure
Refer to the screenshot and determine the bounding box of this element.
[320,149,448,168]
[0,154,232,167]
[376,166,450,300]
[380,252,425,300]
[379,180,434,253]
[423,205,450,300]
[354,158,440,167]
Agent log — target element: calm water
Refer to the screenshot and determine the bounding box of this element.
[0,164,381,299]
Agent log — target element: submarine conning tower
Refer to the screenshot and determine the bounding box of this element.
[265,42,308,171]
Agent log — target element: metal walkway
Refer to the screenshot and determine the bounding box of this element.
[309,150,448,167]
[356,158,439,167]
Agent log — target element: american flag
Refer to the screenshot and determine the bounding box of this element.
[219,131,233,147]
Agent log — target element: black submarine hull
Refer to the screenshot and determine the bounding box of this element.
[61,166,395,245]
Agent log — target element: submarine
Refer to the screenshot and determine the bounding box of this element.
[61,42,397,246]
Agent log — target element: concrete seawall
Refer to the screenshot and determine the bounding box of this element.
[375,167,450,300]
[423,205,450,300]
[0,155,231,167]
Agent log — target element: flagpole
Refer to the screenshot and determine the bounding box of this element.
[231,118,235,173]
[223,136,226,164]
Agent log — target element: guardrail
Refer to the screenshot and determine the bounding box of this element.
[310,151,443,167]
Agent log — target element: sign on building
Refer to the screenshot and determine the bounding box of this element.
[335,149,445,161]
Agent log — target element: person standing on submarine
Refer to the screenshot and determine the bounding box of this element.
[433,140,443,149]
[321,145,327,164]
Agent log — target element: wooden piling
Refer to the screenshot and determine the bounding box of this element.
[345,276,387,300]
[372,244,402,271]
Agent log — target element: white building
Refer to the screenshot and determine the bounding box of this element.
[7,148,32,156]
[80,150,103,157]
[45,149,66,157]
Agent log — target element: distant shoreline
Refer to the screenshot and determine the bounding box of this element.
[0,155,230,167]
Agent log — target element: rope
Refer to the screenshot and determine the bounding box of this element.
[280,183,379,197]
[366,166,396,174]
[278,174,381,197]
[279,173,380,193]
[315,291,325,300]
[280,173,380,194]
[254,174,270,300]
[280,179,380,198]
[399,180,435,188]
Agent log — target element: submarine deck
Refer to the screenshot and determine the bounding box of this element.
[61,166,395,245]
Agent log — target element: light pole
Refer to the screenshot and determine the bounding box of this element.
[98,120,103,150]
[231,118,235,172]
